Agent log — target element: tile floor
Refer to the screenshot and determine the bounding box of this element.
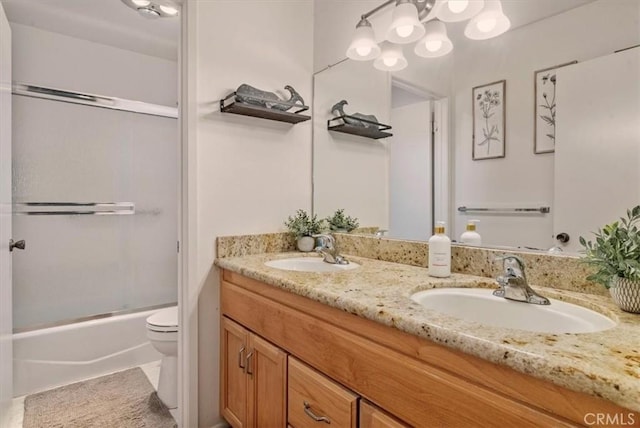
[5,360,177,427]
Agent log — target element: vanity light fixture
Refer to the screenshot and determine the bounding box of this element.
[121,0,180,18]
[414,19,453,58]
[386,0,426,44]
[346,0,509,69]
[437,0,485,22]
[346,18,382,61]
[464,0,511,40]
[374,42,408,71]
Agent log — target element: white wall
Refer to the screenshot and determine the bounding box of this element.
[194,1,313,426]
[452,0,640,248]
[314,0,387,71]
[10,23,177,106]
[313,59,390,229]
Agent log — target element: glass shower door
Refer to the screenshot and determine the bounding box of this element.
[12,93,178,331]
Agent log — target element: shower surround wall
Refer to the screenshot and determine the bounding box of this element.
[10,25,178,328]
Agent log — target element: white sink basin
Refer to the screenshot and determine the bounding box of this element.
[265,257,359,273]
[410,288,615,334]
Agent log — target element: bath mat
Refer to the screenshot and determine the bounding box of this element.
[23,367,177,428]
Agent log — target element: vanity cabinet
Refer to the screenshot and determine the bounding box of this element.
[360,401,409,428]
[220,269,632,427]
[220,317,286,428]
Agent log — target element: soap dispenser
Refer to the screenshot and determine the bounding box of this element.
[428,221,451,278]
[460,220,482,246]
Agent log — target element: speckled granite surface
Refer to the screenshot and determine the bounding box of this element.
[215,252,640,412]
[334,233,606,296]
[217,231,605,295]
[217,232,296,258]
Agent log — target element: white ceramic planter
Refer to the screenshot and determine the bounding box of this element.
[609,276,640,314]
[296,236,315,252]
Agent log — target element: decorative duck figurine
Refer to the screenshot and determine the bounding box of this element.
[235,84,305,111]
[330,100,380,128]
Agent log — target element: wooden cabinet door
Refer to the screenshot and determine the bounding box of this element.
[360,401,408,428]
[221,317,249,428]
[247,334,287,428]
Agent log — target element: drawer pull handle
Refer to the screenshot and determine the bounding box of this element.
[303,401,331,424]
[246,351,254,376]
[238,346,246,372]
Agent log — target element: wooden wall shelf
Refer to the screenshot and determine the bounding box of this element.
[220,92,310,124]
[327,115,392,139]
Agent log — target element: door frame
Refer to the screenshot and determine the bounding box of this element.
[178,1,199,426]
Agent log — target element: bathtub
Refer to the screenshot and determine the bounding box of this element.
[12,307,172,397]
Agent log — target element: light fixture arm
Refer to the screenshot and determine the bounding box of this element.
[359,0,436,22]
[360,0,395,21]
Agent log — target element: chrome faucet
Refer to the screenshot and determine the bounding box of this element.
[374,229,388,238]
[493,255,550,305]
[313,234,350,265]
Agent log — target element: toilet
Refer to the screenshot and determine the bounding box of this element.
[146,306,178,409]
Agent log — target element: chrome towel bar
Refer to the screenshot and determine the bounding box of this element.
[457,206,550,214]
[14,202,135,216]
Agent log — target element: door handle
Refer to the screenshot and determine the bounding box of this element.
[9,239,26,252]
[238,346,246,372]
[246,351,254,376]
[303,401,331,424]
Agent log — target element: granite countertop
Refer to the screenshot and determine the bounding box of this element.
[215,252,640,412]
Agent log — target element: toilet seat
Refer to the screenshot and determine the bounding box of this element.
[146,306,178,333]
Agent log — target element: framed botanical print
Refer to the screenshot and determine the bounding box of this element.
[472,80,505,160]
[534,61,577,154]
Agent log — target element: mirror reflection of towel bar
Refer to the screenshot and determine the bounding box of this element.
[14,202,135,216]
[458,206,550,214]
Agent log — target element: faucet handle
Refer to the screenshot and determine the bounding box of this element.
[494,254,527,279]
[312,234,335,248]
[494,254,525,269]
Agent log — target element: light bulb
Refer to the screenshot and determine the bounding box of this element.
[383,57,399,67]
[396,25,414,38]
[448,0,469,14]
[132,0,151,6]
[425,40,443,52]
[159,5,178,15]
[476,17,497,33]
[356,45,372,57]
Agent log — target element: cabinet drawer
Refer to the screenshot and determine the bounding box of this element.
[288,357,358,428]
[360,401,408,428]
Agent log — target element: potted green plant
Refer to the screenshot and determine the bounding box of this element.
[284,209,325,252]
[325,209,359,233]
[579,205,640,313]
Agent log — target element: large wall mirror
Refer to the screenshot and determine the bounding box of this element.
[313,0,640,254]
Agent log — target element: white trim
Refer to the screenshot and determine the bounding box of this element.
[178,0,199,427]
[391,76,442,100]
[433,98,450,230]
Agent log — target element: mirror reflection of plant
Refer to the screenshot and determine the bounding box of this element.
[540,73,557,143]
[476,89,501,154]
[326,209,360,232]
[284,209,325,237]
[579,205,640,288]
